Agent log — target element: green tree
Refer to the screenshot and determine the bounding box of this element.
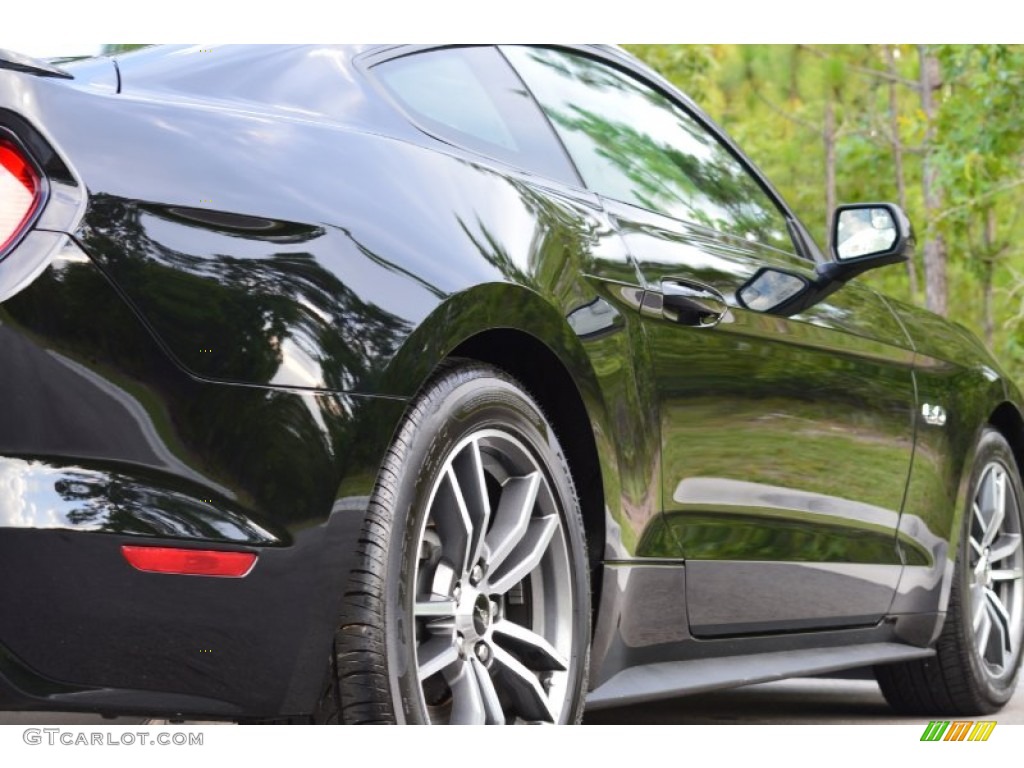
[933,45,1024,347]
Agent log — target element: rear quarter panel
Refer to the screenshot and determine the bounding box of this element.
[0,47,661,713]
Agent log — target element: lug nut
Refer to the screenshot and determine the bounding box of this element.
[470,563,485,585]
[475,642,491,664]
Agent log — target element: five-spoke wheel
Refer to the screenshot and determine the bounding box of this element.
[414,430,574,724]
[967,461,1024,677]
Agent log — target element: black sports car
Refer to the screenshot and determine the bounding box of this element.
[0,44,1021,724]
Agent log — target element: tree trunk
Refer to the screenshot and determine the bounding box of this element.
[885,45,918,299]
[824,96,837,247]
[788,46,801,190]
[918,45,948,316]
[981,207,998,348]
[980,259,994,348]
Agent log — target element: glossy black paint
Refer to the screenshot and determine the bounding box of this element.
[886,299,1019,638]
[612,198,918,634]
[0,44,1021,718]
[0,245,407,714]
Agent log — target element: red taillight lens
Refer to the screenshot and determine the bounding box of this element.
[0,137,41,254]
[121,545,258,577]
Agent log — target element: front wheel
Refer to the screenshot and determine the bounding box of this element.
[876,427,1024,714]
[319,363,591,724]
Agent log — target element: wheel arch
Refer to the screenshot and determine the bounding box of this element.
[989,401,1024,477]
[378,282,622,622]
[450,328,606,606]
[936,393,1021,598]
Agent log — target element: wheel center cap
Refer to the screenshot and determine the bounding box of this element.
[472,594,491,635]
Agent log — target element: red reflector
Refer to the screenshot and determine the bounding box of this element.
[121,546,257,577]
[0,137,41,254]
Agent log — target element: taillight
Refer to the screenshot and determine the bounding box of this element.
[0,136,41,255]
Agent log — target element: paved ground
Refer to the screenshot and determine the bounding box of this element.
[2,676,1021,725]
[584,676,1024,724]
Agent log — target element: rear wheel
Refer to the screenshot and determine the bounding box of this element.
[876,427,1024,714]
[319,363,591,724]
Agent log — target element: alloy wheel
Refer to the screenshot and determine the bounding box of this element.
[968,460,1024,678]
[412,429,574,724]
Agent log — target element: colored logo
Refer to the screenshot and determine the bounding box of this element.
[921,721,996,742]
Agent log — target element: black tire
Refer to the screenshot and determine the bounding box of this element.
[317,362,591,724]
[876,427,1024,715]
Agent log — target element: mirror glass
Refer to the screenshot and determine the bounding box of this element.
[567,297,620,339]
[737,269,807,312]
[836,207,897,260]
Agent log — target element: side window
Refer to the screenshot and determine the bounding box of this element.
[503,46,794,253]
[372,47,578,186]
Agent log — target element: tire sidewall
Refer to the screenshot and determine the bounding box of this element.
[382,369,590,724]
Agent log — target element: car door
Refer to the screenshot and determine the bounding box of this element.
[506,45,918,635]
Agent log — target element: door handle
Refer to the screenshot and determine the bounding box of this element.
[655,279,728,327]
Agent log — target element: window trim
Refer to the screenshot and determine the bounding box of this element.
[359,44,583,189]
[358,44,822,263]
[500,44,822,263]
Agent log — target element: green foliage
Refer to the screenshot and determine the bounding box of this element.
[101,44,149,55]
[933,46,1024,260]
[623,44,713,101]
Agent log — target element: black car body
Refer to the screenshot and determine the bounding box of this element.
[0,44,1021,722]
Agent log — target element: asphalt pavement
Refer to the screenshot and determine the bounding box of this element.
[584,676,1024,724]
[2,677,1021,725]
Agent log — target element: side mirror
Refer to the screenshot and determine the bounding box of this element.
[737,268,809,314]
[820,203,914,283]
[735,203,915,317]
